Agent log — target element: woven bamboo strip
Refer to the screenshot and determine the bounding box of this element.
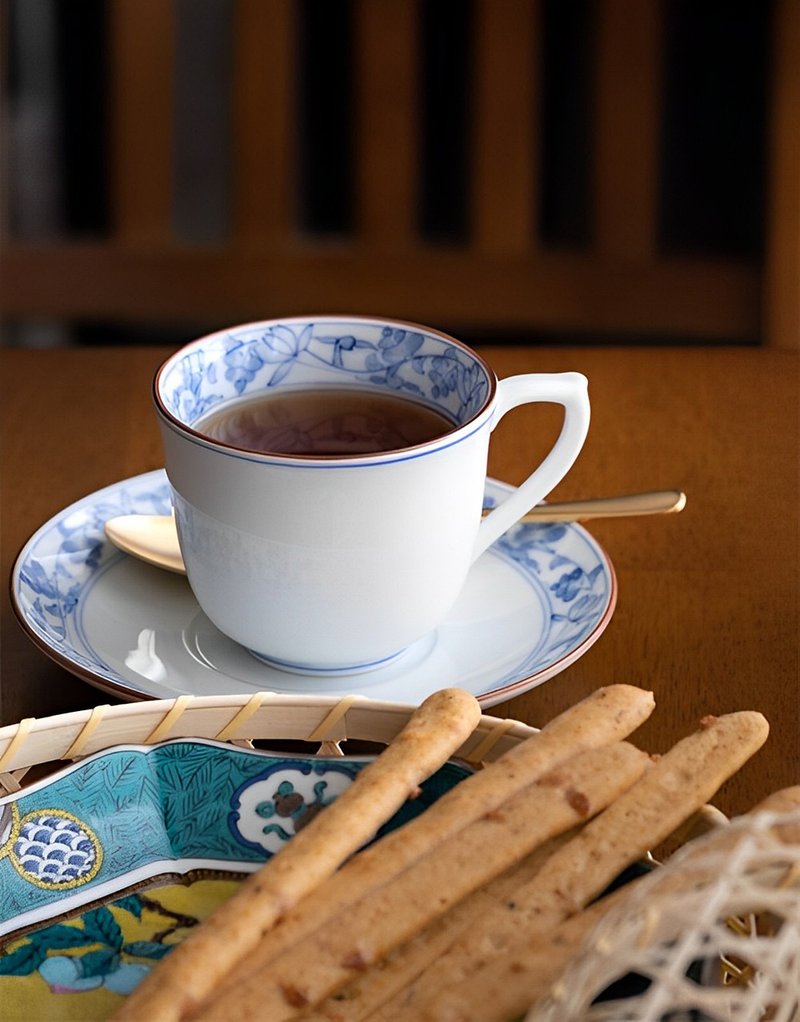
[62,704,111,759]
[0,696,538,782]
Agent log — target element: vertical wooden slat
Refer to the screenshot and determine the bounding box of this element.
[594,0,662,261]
[473,0,539,256]
[0,1,12,245]
[3,0,63,242]
[109,0,174,244]
[355,0,418,248]
[764,0,800,348]
[232,0,295,245]
[173,0,234,243]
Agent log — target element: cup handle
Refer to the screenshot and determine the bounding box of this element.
[472,372,591,561]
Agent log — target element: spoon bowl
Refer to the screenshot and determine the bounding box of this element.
[104,490,686,575]
[104,512,186,574]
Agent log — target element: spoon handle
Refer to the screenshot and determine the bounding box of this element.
[104,490,687,576]
[517,490,686,523]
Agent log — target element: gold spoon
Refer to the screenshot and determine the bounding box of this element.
[104,490,686,575]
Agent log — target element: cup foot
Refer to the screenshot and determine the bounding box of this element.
[247,645,410,677]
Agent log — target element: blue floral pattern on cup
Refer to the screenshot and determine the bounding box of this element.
[158,321,491,428]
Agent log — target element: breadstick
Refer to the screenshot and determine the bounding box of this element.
[301,833,577,1022]
[517,786,800,1022]
[368,884,632,1022]
[112,688,481,1022]
[644,784,800,879]
[193,741,651,1020]
[189,685,652,1015]
[748,784,800,841]
[402,710,769,1022]
[187,683,655,1017]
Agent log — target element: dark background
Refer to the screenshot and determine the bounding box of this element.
[0,0,773,348]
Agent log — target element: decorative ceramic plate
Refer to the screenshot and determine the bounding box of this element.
[0,738,470,1019]
[11,470,616,706]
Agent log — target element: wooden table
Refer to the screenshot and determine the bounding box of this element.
[1,345,797,817]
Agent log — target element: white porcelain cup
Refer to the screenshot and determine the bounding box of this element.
[154,317,590,673]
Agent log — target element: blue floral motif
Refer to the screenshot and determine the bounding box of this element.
[14,474,174,675]
[429,351,468,401]
[221,323,315,390]
[222,340,268,393]
[365,331,426,394]
[315,332,374,369]
[13,471,613,700]
[379,326,424,361]
[256,322,314,382]
[171,350,222,423]
[494,519,610,674]
[551,566,584,601]
[158,320,491,428]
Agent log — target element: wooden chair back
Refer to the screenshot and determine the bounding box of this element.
[0,0,797,347]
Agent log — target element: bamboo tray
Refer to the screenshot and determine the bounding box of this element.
[1,694,758,1021]
[0,692,536,796]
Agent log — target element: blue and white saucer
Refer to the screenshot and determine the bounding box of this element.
[11,471,616,707]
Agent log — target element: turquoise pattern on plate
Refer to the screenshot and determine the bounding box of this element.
[0,740,470,941]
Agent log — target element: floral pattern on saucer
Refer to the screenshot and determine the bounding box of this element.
[11,471,615,706]
[15,480,173,678]
[494,520,608,674]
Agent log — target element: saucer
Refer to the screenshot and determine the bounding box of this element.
[11,471,616,707]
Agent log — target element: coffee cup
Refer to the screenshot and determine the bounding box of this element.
[154,316,590,673]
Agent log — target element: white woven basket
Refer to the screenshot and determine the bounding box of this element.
[527,804,800,1022]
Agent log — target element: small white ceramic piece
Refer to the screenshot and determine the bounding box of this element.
[154,316,591,672]
[10,470,615,706]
